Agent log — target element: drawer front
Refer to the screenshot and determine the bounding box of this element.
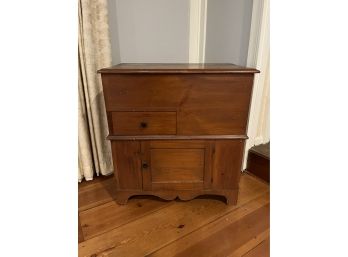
[111,112,176,135]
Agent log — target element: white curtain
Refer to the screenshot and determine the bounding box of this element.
[78,0,114,181]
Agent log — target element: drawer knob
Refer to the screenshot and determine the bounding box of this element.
[140,122,148,128]
[142,162,149,169]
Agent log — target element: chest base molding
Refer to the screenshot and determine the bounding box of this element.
[113,189,239,205]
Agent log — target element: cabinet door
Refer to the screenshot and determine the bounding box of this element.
[141,141,213,191]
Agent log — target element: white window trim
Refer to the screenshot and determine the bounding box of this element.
[243,0,270,169]
[189,0,207,63]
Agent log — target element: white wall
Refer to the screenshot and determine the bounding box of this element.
[204,0,253,66]
[108,0,121,64]
[107,0,253,65]
[108,0,190,64]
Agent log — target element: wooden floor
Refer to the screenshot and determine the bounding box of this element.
[78,173,270,257]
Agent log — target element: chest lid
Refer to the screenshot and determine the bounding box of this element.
[98,63,259,74]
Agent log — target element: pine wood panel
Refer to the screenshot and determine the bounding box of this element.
[111,141,142,190]
[177,75,254,135]
[213,140,245,190]
[151,149,204,182]
[141,140,212,191]
[102,74,187,110]
[150,182,205,191]
[149,140,206,149]
[78,174,269,257]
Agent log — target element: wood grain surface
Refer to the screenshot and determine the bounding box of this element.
[78,173,269,257]
[98,63,259,74]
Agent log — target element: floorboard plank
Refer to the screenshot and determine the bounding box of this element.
[171,202,269,257]
[78,175,268,257]
[78,215,84,243]
[148,193,269,257]
[80,196,173,240]
[227,229,269,257]
[78,177,117,212]
[78,174,114,190]
[242,237,270,257]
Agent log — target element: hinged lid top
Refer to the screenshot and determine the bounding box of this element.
[98,63,260,74]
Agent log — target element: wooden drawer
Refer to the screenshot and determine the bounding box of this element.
[111,112,176,135]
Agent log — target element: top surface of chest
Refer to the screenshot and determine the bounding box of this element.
[98,63,259,74]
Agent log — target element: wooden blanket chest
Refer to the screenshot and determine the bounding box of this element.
[99,64,259,205]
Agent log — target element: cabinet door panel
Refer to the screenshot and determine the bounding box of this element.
[142,141,212,191]
[151,148,204,183]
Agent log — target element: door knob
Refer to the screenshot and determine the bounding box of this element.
[142,162,149,169]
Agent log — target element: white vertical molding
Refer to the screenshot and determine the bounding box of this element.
[263,86,270,142]
[243,0,270,169]
[255,57,270,145]
[189,0,207,63]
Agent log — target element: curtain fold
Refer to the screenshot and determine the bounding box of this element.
[78,0,113,182]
